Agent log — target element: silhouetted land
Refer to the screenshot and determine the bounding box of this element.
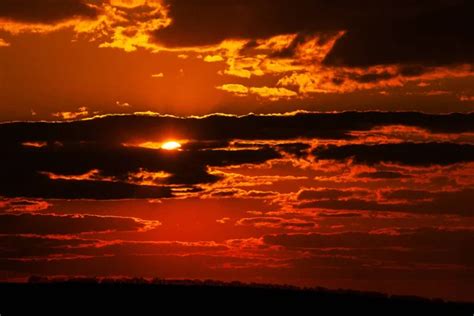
[0,277,472,315]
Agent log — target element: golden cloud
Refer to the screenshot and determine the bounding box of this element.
[217,84,297,100]
[0,38,10,47]
[52,107,90,120]
[2,1,473,101]
[0,0,171,52]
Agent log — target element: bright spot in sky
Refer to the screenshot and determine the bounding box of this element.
[161,141,182,150]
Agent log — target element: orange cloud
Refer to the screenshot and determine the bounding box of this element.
[217,84,249,96]
[349,125,474,145]
[249,87,297,100]
[460,95,474,102]
[52,106,90,120]
[217,84,297,100]
[278,64,474,94]
[0,198,50,213]
[0,38,10,47]
[0,1,171,53]
[210,32,473,98]
[2,3,472,102]
[22,141,48,148]
[236,216,316,230]
[202,188,277,200]
[127,169,171,186]
[40,169,116,183]
[204,55,224,62]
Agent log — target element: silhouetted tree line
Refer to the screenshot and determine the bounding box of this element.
[0,276,470,315]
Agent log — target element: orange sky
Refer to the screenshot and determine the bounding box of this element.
[1,0,474,120]
[1,0,474,302]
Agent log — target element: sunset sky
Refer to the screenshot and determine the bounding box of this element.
[1,0,474,301]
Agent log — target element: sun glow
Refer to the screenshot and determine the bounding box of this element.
[161,141,182,150]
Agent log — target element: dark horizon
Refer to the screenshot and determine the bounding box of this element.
[1,0,473,308]
[1,277,473,315]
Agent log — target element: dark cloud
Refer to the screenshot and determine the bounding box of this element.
[0,213,153,235]
[154,0,473,67]
[381,189,437,201]
[356,171,410,179]
[0,198,50,212]
[299,189,474,216]
[154,0,341,47]
[259,228,474,290]
[236,217,315,229]
[297,189,368,200]
[276,143,311,158]
[313,142,474,166]
[264,228,474,252]
[0,0,97,23]
[1,141,279,199]
[323,2,474,67]
[349,71,396,84]
[0,253,255,279]
[1,112,473,199]
[315,247,474,267]
[76,240,228,257]
[0,235,97,259]
[2,112,474,145]
[0,177,174,200]
[317,212,362,218]
[0,235,227,259]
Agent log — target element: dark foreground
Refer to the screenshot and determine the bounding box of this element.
[1,278,473,315]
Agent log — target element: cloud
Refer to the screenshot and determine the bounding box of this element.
[1,112,474,200]
[0,0,97,23]
[153,1,460,49]
[0,38,10,47]
[236,217,316,230]
[0,173,173,200]
[355,171,410,179]
[217,84,249,96]
[313,142,474,166]
[277,64,473,95]
[249,87,297,100]
[1,131,280,199]
[52,107,90,120]
[0,213,159,235]
[297,189,370,200]
[3,112,474,145]
[152,1,474,97]
[204,55,224,62]
[0,0,170,52]
[0,235,229,260]
[218,84,297,99]
[0,235,97,259]
[264,227,474,253]
[349,124,474,145]
[202,188,277,199]
[0,198,50,212]
[298,188,474,216]
[323,2,474,67]
[74,240,228,257]
[149,0,474,73]
[1,0,473,98]
[262,227,474,273]
[460,95,474,102]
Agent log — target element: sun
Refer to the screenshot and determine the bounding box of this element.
[161,141,182,150]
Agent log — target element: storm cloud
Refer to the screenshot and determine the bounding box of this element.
[0,0,97,23]
[154,0,474,67]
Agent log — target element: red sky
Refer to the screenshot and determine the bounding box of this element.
[0,0,473,302]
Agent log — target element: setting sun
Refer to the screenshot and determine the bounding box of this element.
[161,141,182,150]
[1,0,473,307]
